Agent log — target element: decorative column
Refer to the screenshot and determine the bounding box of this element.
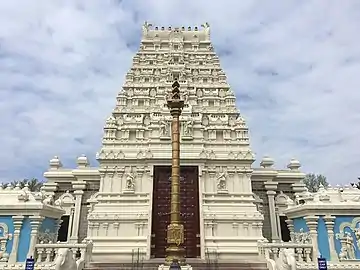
[67,208,75,241]
[323,215,338,261]
[165,79,185,265]
[265,181,279,242]
[275,207,282,241]
[304,215,319,261]
[54,218,63,241]
[27,216,44,258]
[286,219,295,241]
[8,216,24,263]
[70,181,86,243]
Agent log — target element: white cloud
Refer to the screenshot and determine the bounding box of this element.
[0,0,359,184]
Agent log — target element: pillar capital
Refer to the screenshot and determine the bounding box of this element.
[72,181,86,191]
[12,216,24,230]
[264,181,278,191]
[304,215,319,231]
[323,215,335,222]
[266,190,276,196]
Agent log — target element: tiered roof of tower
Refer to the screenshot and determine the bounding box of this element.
[97,22,252,162]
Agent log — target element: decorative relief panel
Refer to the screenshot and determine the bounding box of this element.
[0,223,12,262]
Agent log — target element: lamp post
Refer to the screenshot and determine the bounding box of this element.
[165,79,185,265]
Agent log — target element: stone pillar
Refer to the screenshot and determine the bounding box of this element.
[323,215,338,261]
[265,181,279,242]
[8,216,24,263]
[275,208,282,241]
[70,181,86,243]
[67,208,74,241]
[304,215,319,261]
[286,219,295,241]
[54,218,62,241]
[27,216,44,258]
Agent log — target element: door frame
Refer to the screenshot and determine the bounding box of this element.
[147,161,205,259]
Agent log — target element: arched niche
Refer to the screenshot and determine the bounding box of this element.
[275,191,294,216]
[55,190,75,215]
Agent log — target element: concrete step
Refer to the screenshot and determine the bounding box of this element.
[85,259,268,270]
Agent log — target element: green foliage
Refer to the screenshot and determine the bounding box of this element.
[303,173,329,192]
[1,178,43,192]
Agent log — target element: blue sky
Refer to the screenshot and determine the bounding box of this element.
[0,0,359,184]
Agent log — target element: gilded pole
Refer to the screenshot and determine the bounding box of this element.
[165,79,185,265]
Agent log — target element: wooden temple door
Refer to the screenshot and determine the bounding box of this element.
[151,166,200,258]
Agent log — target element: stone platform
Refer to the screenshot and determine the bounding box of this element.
[85,258,268,270]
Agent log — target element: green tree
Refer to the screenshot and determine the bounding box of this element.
[303,173,329,192]
[1,178,43,192]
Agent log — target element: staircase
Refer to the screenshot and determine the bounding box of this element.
[85,258,268,270]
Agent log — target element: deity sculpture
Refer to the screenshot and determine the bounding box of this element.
[201,22,210,40]
[183,119,193,136]
[160,120,170,137]
[125,174,135,190]
[216,173,227,191]
[354,227,360,249]
[345,232,356,259]
[142,21,152,38]
[294,228,311,244]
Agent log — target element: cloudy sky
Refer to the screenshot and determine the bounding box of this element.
[0,0,359,184]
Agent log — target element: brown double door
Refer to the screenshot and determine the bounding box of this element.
[151,166,200,258]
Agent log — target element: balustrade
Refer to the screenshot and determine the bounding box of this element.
[258,240,314,264]
[34,240,93,268]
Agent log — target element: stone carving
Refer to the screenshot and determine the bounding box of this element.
[159,120,170,137]
[354,227,360,249]
[0,223,12,261]
[54,248,77,270]
[183,119,194,137]
[125,173,136,191]
[337,231,356,260]
[142,22,152,38]
[38,228,57,244]
[294,228,311,244]
[274,248,297,270]
[336,218,360,260]
[216,172,228,193]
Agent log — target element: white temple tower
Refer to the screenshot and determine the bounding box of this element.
[86,23,264,262]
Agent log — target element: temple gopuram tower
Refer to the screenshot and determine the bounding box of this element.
[87,22,263,262]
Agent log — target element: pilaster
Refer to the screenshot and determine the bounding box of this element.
[70,181,86,243]
[27,216,44,258]
[67,208,74,241]
[265,181,279,242]
[304,215,319,261]
[323,215,338,261]
[8,216,24,263]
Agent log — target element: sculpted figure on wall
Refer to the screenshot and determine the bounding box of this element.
[183,119,194,137]
[345,232,356,259]
[0,223,11,261]
[159,120,170,137]
[54,248,77,270]
[337,231,356,260]
[294,228,311,244]
[354,227,360,249]
[216,172,227,192]
[125,173,136,191]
